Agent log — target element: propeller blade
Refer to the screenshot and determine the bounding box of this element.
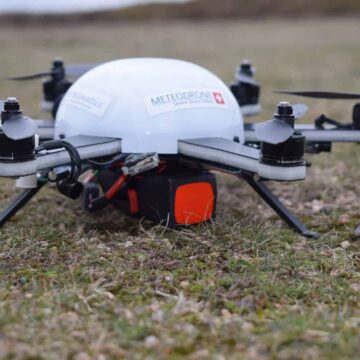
[7,62,100,81]
[236,74,258,86]
[65,63,100,77]
[275,90,360,100]
[255,119,294,145]
[2,115,37,140]
[7,72,52,81]
[293,103,309,119]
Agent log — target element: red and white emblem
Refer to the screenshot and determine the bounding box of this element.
[213,92,225,105]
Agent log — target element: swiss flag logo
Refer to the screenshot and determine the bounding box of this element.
[213,92,225,105]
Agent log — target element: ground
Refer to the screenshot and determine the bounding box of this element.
[0,18,360,359]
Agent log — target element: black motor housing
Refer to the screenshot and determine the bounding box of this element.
[230,61,260,109]
[0,98,35,162]
[260,131,305,167]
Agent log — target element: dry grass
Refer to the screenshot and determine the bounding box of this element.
[0,18,360,359]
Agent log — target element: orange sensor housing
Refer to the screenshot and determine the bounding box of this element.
[174,182,215,225]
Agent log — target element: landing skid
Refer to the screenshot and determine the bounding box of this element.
[0,181,46,227]
[242,173,320,239]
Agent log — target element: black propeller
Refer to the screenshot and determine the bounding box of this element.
[7,59,99,81]
[275,90,360,100]
[255,102,308,144]
[1,98,37,140]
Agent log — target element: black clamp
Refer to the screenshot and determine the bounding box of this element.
[36,140,83,199]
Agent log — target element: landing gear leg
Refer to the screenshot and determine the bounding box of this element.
[242,174,319,239]
[0,180,46,227]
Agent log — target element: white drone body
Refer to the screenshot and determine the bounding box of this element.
[55,58,245,153]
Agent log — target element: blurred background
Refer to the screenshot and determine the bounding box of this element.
[1,3,360,357]
[0,0,359,121]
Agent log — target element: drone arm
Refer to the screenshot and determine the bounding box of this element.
[179,137,258,173]
[37,136,122,172]
[178,137,306,181]
[0,136,122,178]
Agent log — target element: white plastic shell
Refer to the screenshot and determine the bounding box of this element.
[55,58,244,154]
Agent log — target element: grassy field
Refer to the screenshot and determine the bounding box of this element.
[0,18,360,359]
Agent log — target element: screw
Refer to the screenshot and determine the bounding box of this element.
[277,101,293,117]
[240,59,253,76]
[47,170,58,182]
[6,97,18,103]
[53,58,64,67]
[4,97,20,112]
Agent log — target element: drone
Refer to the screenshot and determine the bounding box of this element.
[1,57,350,239]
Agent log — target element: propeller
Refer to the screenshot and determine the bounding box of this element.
[65,63,100,77]
[7,59,99,81]
[235,59,258,85]
[7,72,53,81]
[275,90,360,100]
[255,102,308,144]
[2,115,37,140]
[0,98,37,140]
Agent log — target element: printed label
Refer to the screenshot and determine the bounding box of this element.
[63,88,111,117]
[145,89,227,116]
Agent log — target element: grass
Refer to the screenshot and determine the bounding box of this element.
[0,18,360,359]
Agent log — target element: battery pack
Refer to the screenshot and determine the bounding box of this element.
[98,167,217,227]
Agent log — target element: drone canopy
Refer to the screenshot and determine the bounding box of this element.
[55,58,244,153]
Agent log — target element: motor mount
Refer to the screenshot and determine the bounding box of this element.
[260,102,305,166]
[230,60,261,116]
[352,103,360,130]
[42,59,73,118]
[0,98,35,162]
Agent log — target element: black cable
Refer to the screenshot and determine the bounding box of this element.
[87,153,127,168]
[61,141,81,182]
[36,140,82,183]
